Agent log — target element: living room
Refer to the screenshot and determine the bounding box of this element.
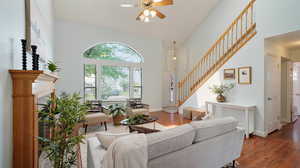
[1,0,300,168]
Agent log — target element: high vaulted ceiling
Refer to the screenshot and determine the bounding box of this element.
[54,0,220,42]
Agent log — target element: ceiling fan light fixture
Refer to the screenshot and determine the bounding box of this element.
[143,9,150,16]
[144,17,150,22]
[153,0,163,2]
[150,10,157,17]
[139,15,145,20]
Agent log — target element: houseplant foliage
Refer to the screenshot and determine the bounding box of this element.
[126,114,149,125]
[209,83,234,102]
[38,93,88,168]
[108,104,126,125]
[47,61,60,73]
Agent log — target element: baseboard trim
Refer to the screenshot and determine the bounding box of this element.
[149,108,162,112]
[254,130,267,138]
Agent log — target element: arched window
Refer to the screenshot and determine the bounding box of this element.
[83,43,143,102]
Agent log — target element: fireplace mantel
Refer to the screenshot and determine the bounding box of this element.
[9,70,59,168]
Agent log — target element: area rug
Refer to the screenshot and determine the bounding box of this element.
[79,122,168,168]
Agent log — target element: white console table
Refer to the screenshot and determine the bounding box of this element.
[205,101,256,138]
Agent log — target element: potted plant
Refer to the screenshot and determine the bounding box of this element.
[108,104,126,125]
[47,61,60,74]
[38,93,88,168]
[126,114,149,125]
[209,83,234,102]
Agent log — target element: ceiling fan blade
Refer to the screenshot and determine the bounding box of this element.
[153,9,166,19]
[152,0,173,6]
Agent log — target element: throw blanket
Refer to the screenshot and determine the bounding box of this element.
[102,134,148,168]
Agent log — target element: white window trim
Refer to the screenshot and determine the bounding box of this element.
[84,59,143,101]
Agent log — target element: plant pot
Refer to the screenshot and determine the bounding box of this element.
[216,94,226,102]
[113,114,125,125]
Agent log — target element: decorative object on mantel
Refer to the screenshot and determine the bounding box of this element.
[224,68,235,80]
[38,93,88,168]
[35,54,40,70]
[238,66,252,84]
[31,45,39,70]
[47,61,60,73]
[21,39,27,70]
[209,83,234,102]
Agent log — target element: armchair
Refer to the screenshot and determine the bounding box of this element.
[84,101,111,133]
[126,98,150,116]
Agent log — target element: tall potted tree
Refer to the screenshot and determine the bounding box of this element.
[39,93,88,168]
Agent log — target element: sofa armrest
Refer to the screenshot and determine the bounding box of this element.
[87,137,106,168]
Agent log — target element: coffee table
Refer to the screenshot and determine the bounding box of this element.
[120,116,159,133]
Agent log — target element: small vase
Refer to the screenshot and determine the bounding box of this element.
[216,94,226,102]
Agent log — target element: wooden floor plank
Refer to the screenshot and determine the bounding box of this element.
[151,111,300,168]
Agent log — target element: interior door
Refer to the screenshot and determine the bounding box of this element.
[292,63,300,122]
[266,54,282,134]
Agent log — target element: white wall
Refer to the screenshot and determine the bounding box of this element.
[55,20,164,110]
[0,1,25,167]
[177,0,300,136]
[0,0,54,167]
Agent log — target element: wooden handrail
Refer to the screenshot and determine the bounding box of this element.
[177,0,257,106]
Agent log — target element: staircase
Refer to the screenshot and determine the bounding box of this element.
[177,0,257,106]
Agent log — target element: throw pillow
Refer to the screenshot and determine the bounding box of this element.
[96,132,137,149]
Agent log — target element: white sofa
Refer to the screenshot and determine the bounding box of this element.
[87,117,244,168]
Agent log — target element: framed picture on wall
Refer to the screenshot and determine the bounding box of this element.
[238,66,252,84]
[224,68,235,80]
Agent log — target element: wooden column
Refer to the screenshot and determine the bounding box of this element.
[9,70,58,168]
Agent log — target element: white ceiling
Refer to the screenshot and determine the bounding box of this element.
[266,30,300,50]
[54,0,220,42]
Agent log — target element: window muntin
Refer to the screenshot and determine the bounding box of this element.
[84,64,97,101]
[132,68,142,98]
[83,43,143,63]
[83,43,143,101]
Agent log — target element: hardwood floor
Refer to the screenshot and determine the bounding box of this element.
[151,111,300,168]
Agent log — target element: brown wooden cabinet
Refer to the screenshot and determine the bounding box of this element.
[9,70,58,168]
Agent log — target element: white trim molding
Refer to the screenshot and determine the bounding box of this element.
[254,130,268,138]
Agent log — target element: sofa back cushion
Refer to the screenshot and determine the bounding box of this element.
[146,124,195,160]
[190,117,238,143]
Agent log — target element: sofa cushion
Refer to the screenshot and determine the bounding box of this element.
[146,124,195,160]
[190,117,238,143]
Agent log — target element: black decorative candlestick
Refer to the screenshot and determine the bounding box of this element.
[21,39,27,70]
[31,45,38,70]
[35,54,40,70]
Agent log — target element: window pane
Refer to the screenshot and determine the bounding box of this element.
[83,43,142,63]
[132,68,142,98]
[133,68,142,86]
[101,66,129,101]
[85,88,96,101]
[133,87,142,98]
[84,64,96,87]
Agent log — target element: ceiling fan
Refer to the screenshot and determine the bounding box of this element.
[120,0,174,22]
